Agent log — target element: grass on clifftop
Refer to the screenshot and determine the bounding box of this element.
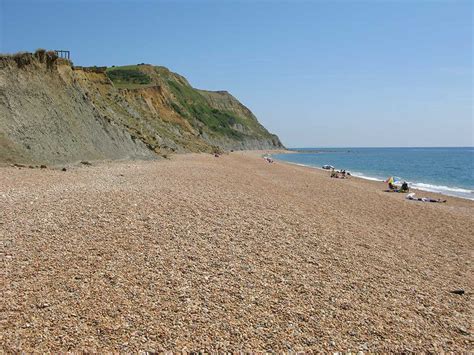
[106,66,152,89]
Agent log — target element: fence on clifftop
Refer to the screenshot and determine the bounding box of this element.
[54,50,70,60]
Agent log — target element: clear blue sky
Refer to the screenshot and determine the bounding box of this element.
[1,0,472,147]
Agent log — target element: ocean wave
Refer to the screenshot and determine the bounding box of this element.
[294,163,312,167]
[276,160,320,170]
[349,172,383,182]
[410,183,474,199]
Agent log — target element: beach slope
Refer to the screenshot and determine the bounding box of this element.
[1,152,472,352]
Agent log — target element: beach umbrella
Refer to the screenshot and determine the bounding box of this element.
[385,176,402,185]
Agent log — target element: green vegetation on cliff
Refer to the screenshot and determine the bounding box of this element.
[106,66,152,88]
[165,79,244,139]
[104,64,280,146]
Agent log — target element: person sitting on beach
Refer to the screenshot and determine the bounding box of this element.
[399,181,409,193]
[406,193,446,203]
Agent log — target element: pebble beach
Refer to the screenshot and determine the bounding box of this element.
[1,151,472,352]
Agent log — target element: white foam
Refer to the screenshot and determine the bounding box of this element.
[275,160,321,170]
[410,183,474,200]
[295,163,311,167]
[350,172,384,182]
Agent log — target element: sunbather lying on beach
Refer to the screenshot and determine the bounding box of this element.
[406,193,446,203]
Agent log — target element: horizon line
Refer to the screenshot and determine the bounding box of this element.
[286,146,474,149]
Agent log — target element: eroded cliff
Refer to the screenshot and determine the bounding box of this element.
[0,51,283,165]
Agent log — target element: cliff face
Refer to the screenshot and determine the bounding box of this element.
[0,52,283,165]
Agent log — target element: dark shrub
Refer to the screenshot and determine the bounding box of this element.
[34,48,46,63]
[45,50,58,69]
[13,52,32,68]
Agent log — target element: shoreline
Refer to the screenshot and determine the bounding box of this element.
[247,149,473,211]
[270,152,474,201]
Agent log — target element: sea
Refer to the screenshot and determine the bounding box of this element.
[273,147,474,200]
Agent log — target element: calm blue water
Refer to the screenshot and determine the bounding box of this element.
[273,147,474,200]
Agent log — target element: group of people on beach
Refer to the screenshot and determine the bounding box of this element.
[387,180,409,193]
[386,178,446,203]
[326,169,447,203]
[330,168,350,179]
[263,156,274,163]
